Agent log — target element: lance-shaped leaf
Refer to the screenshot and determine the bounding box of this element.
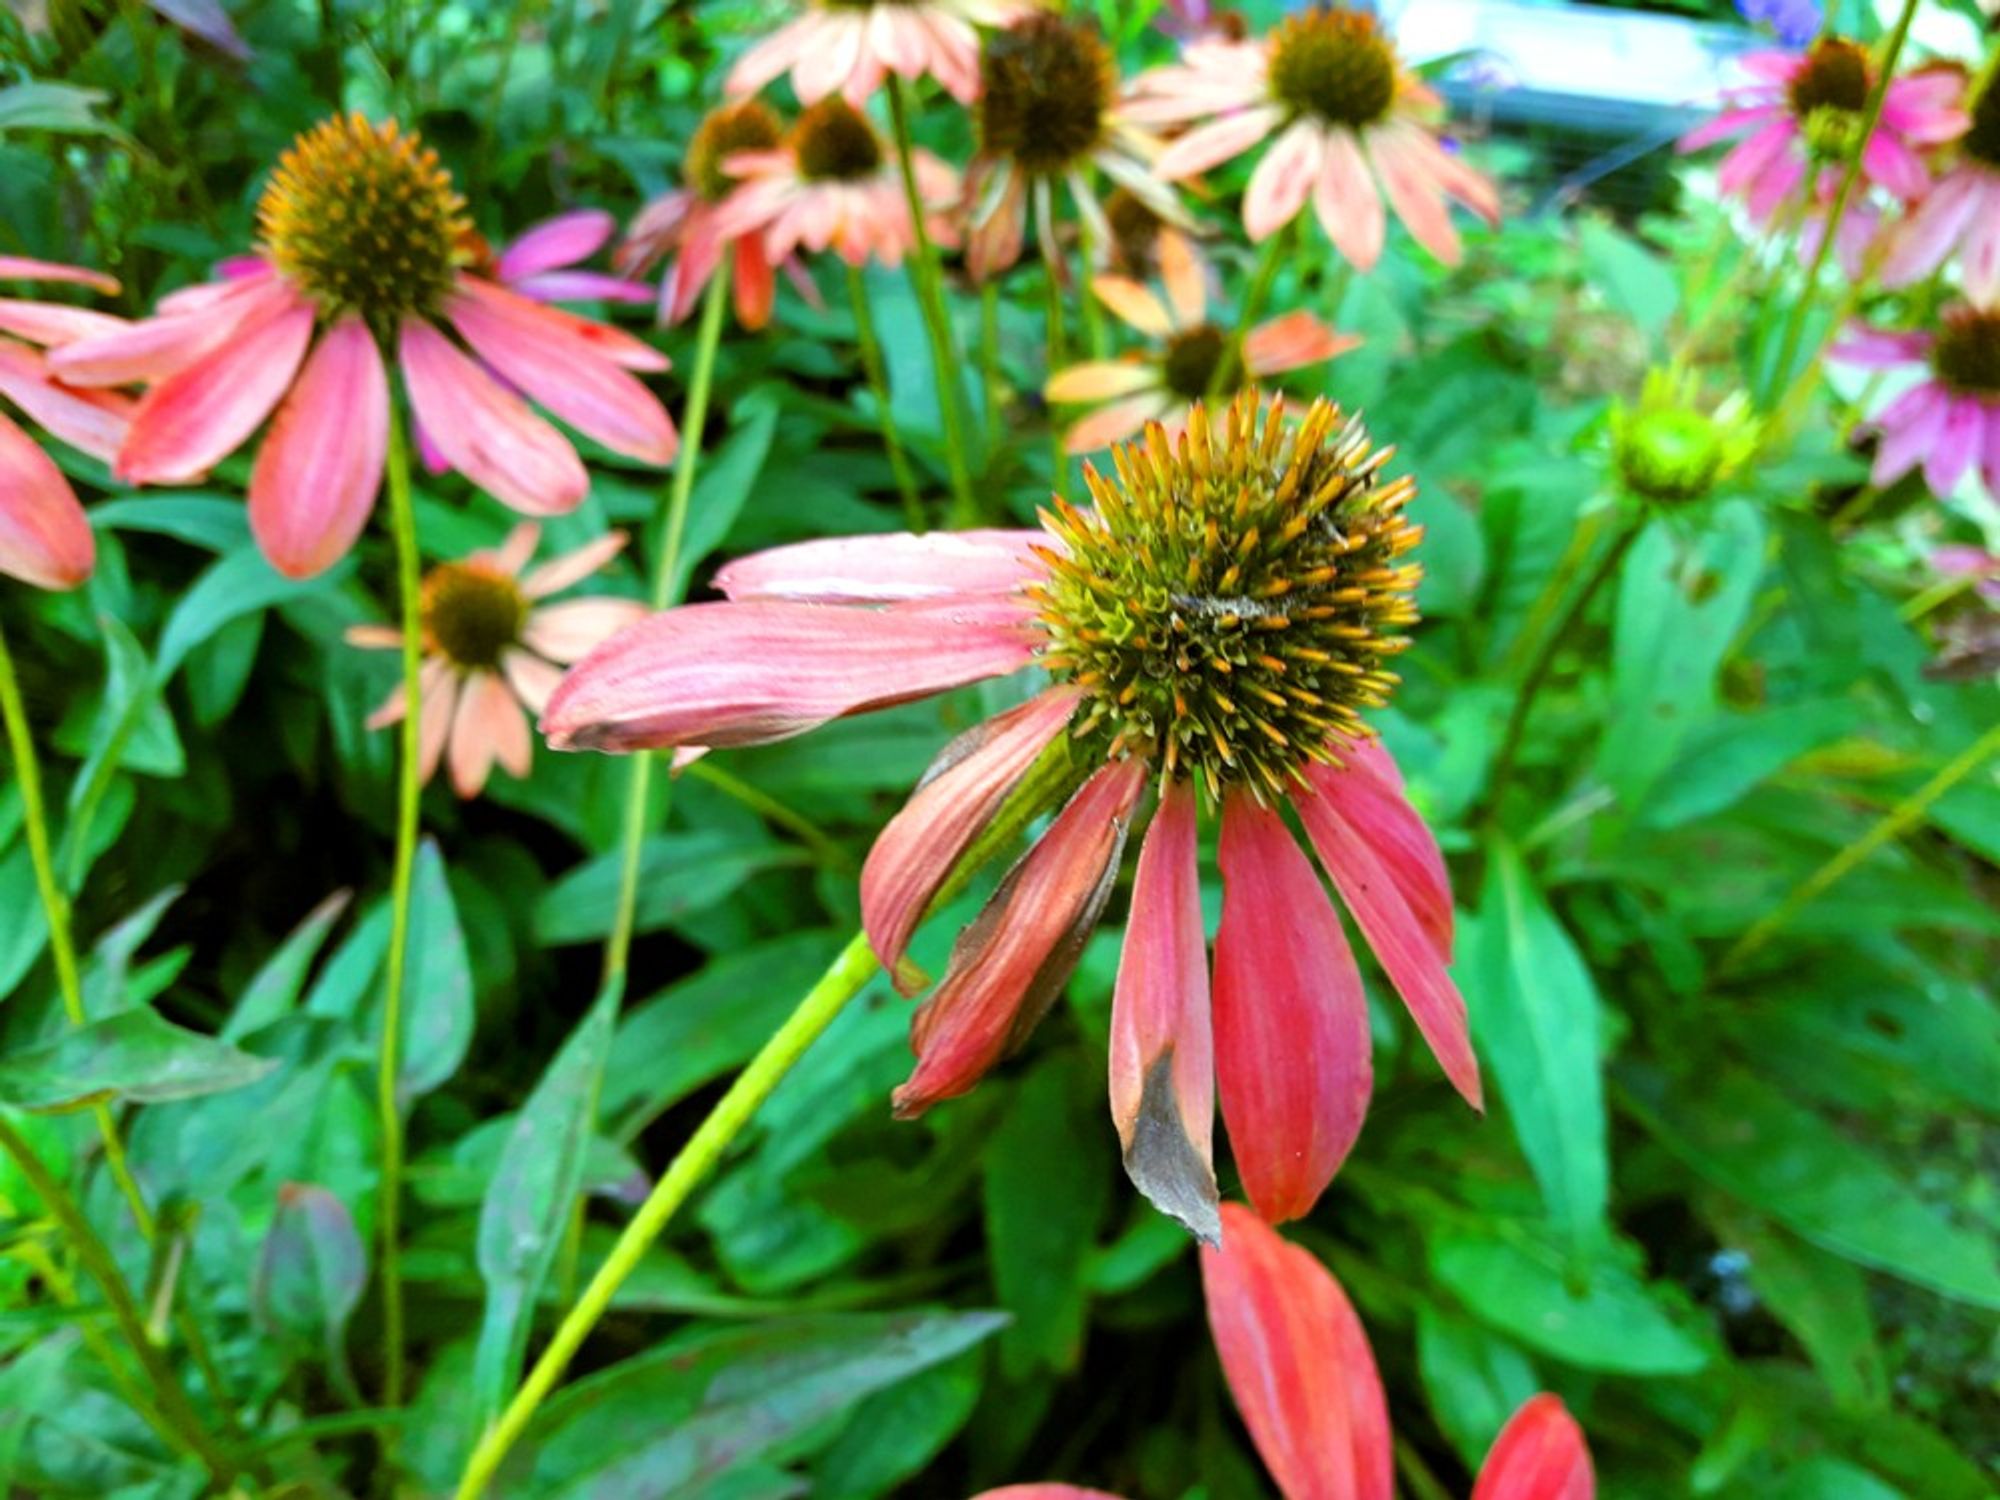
[0,1008,276,1113]
[392,839,473,1103]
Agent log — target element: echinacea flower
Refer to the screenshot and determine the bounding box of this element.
[1882,69,2000,304]
[963,13,1188,281]
[0,257,133,590]
[974,1204,1595,1500]
[728,0,1042,108]
[544,392,1482,1238]
[1126,5,1500,267]
[712,97,961,269]
[620,99,795,330]
[1047,228,1355,450]
[1608,367,1758,508]
[49,113,677,580]
[349,523,644,798]
[1677,38,1965,228]
[1833,305,2000,498]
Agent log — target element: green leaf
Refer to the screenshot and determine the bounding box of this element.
[534,831,806,946]
[811,1347,984,1500]
[223,890,352,1043]
[0,82,114,135]
[1464,843,1607,1256]
[88,495,248,553]
[666,388,781,600]
[1415,1305,1541,1468]
[471,981,617,1427]
[0,1009,277,1113]
[253,1182,366,1403]
[1577,217,1679,343]
[393,841,474,1101]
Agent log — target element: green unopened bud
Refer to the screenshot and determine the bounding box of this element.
[1610,369,1758,508]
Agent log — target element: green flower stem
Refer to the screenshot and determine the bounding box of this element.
[1075,203,1107,359]
[0,1114,238,1487]
[1045,263,1070,502]
[884,75,980,527]
[1214,223,1291,397]
[454,931,883,1500]
[980,280,1005,452]
[374,406,424,1413]
[684,759,852,870]
[1719,720,2000,975]
[846,263,929,532]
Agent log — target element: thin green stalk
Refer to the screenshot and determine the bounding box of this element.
[1719,721,2000,974]
[1498,509,1609,677]
[0,1116,237,1486]
[454,933,883,1499]
[846,263,928,532]
[1214,224,1291,396]
[375,407,425,1413]
[684,760,852,870]
[884,75,980,526]
[1075,204,1107,358]
[980,280,1005,453]
[1394,1436,1456,1500]
[1045,264,1070,502]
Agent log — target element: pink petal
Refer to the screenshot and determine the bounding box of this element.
[501,648,565,715]
[497,210,617,283]
[248,315,387,579]
[0,411,94,590]
[1065,393,1170,454]
[1828,324,1929,370]
[447,671,503,797]
[1212,794,1371,1225]
[1244,121,1323,243]
[1047,359,1159,403]
[1244,311,1358,376]
[541,597,1040,752]
[862,687,1081,991]
[1158,228,1207,327]
[972,1489,1128,1500]
[1879,168,1977,287]
[1314,130,1385,271]
[49,273,284,387]
[1676,104,1777,152]
[397,317,589,517]
[1306,745,1452,958]
[1471,1395,1595,1500]
[0,257,120,294]
[714,529,1049,605]
[0,300,127,348]
[118,295,314,484]
[1961,177,2000,306]
[1200,1201,1394,1500]
[512,270,655,304]
[1924,395,1982,498]
[1111,778,1218,1242]
[1860,130,1928,202]
[1716,118,1794,198]
[1369,125,1461,266]
[1152,105,1285,180]
[892,761,1145,1118]
[1870,383,1947,487]
[457,274,668,373]
[0,343,132,463]
[521,530,627,598]
[519,597,650,664]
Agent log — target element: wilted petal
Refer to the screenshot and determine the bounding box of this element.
[1212,795,1371,1224]
[893,761,1145,1118]
[542,597,1039,752]
[1200,1202,1393,1500]
[714,529,1049,604]
[1111,778,1218,1244]
[0,412,94,590]
[1471,1395,1594,1500]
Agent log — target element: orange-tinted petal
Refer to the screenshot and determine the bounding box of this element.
[0,411,94,590]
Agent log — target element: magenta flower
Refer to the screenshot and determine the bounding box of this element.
[48,114,676,580]
[1833,305,2000,498]
[543,393,1481,1237]
[1882,70,2000,303]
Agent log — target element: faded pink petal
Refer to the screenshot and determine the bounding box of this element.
[447,670,531,796]
[1244,311,1357,376]
[1047,359,1158,404]
[1370,124,1460,266]
[542,597,1039,752]
[1213,794,1370,1225]
[248,315,387,579]
[501,648,565,715]
[1882,167,1976,287]
[1065,393,1169,454]
[51,273,285,387]
[1471,1395,1594,1500]
[1091,276,1174,339]
[1926,395,1983,497]
[0,300,126,348]
[0,343,132,463]
[1829,324,1929,370]
[715,529,1050,605]
[521,530,628,599]
[1315,130,1385,271]
[1870,383,1947,487]
[0,412,94,589]
[0,257,120,294]
[497,210,616,283]
[519,597,649,664]
[1153,105,1285,179]
[1244,121,1323,243]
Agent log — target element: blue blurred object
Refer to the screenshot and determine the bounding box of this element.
[1735,0,1821,46]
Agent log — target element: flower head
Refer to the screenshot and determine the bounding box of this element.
[349,524,644,797]
[1127,5,1500,267]
[728,0,1042,108]
[1833,305,2000,498]
[543,392,1482,1236]
[1882,68,2000,304]
[0,258,133,590]
[1048,230,1356,450]
[49,113,676,580]
[1608,367,1759,508]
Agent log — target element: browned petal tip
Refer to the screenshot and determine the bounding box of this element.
[1123,1057,1221,1247]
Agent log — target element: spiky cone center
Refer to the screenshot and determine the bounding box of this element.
[978,14,1115,177]
[1268,6,1399,130]
[792,98,885,183]
[1161,324,1229,401]
[1932,306,2000,397]
[257,113,470,340]
[1787,37,1871,157]
[1965,74,2000,169]
[1030,391,1421,803]
[422,562,527,671]
[1615,407,1726,505]
[686,99,786,202]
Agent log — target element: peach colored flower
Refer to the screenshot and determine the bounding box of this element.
[0,258,134,591]
[349,523,645,798]
[728,0,1043,108]
[49,114,676,581]
[1126,5,1500,268]
[1047,230,1355,451]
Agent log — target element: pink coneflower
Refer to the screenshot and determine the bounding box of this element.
[1125,5,1499,268]
[1677,39,1965,229]
[348,523,644,798]
[975,1204,1595,1500]
[543,392,1482,1238]
[712,98,961,270]
[1833,305,2000,498]
[1047,229,1355,450]
[1883,69,2000,303]
[48,113,676,581]
[728,0,1041,108]
[0,258,133,591]
[962,13,1188,281]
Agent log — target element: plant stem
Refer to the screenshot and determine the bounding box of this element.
[1044,264,1070,502]
[884,75,979,526]
[1215,224,1291,396]
[1075,201,1107,358]
[1482,514,1644,820]
[0,1115,237,1486]
[454,932,882,1499]
[980,280,1005,452]
[683,759,852,870]
[846,263,928,532]
[375,406,424,1414]
[1719,720,2000,974]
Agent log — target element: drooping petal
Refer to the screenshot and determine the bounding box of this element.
[0,343,131,463]
[49,271,286,387]
[447,671,504,797]
[1244,121,1324,243]
[714,529,1049,605]
[1306,744,1452,957]
[1314,130,1386,270]
[0,257,120,294]
[863,687,1081,990]
[248,314,388,579]
[1368,124,1460,266]
[1869,382,1947,487]
[1151,105,1284,177]
[0,299,127,348]
[500,648,565,715]
[518,597,649,664]
[1200,1201,1394,1500]
[1470,1395,1594,1500]
[1925,395,1983,498]
[542,597,1039,752]
[497,210,617,283]
[0,412,94,590]
[1110,779,1218,1244]
[1244,311,1358,376]
[893,760,1145,1118]
[1212,794,1371,1224]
